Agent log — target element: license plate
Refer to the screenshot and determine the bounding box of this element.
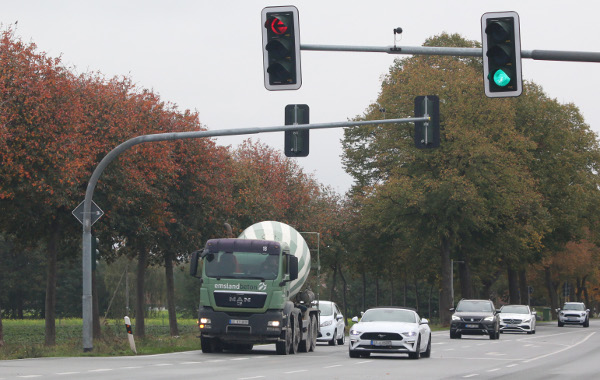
[465,324,478,328]
[507,324,517,328]
[371,340,392,346]
[229,319,249,325]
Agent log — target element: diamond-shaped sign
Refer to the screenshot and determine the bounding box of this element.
[72,200,104,226]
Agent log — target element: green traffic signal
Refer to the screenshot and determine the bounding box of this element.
[492,69,511,87]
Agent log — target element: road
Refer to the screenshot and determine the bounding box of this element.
[1,322,597,380]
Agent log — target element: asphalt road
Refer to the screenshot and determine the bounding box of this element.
[1,321,598,380]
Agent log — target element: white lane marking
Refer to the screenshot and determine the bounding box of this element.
[487,368,500,372]
[121,366,142,369]
[354,360,373,364]
[284,370,308,374]
[486,352,506,356]
[180,361,203,364]
[231,357,250,361]
[208,359,226,362]
[55,372,80,375]
[324,364,342,368]
[87,369,112,372]
[153,363,172,366]
[18,376,42,379]
[463,375,479,378]
[238,376,265,380]
[523,331,596,363]
[506,364,518,368]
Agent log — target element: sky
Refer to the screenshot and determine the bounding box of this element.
[2,0,599,194]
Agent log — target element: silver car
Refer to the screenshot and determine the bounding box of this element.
[498,304,536,334]
[557,302,590,327]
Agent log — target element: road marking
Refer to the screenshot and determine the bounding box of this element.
[208,359,226,362]
[354,360,373,364]
[121,366,142,369]
[486,352,506,356]
[231,357,250,361]
[55,372,80,375]
[506,364,518,368]
[238,376,265,380]
[18,376,42,379]
[153,363,172,366]
[487,368,500,372]
[463,374,479,378]
[523,331,596,363]
[324,364,342,368]
[180,361,203,364]
[284,370,308,374]
[87,369,112,372]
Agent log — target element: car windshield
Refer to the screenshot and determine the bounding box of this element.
[360,309,417,323]
[500,305,529,314]
[204,251,281,280]
[315,302,334,316]
[456,301,493,313]
[563,303,585,311]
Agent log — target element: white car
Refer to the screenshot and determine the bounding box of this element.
[349,307,431,359]
[313,300,345,345]
[557,302,590,327]
[498,304,536,334]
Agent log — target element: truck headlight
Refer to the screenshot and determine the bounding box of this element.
[199,318,211,324]
[267,321,280,327]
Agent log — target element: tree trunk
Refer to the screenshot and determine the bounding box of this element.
[135,247,147,338]
[544,266,559,319]
[361,270,366,312]
[507,264,520,304]
[582,276,590,307]
[439,236,453,326]
[0,305,4,347]
[389,270,394,306]
[44,217,60,346]
[413,278,420,312]
[519,269,529,305]
[458,258,474,299]
[375,277,379,306]
[339,265,349,322]
[428,283,433,320]
[165,253,179,336]
[403,269,408,306]
[329,264,338,301]
[92,270,101,339]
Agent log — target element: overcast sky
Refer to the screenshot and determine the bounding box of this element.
[2,0,599,194]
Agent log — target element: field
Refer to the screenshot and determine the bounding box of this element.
[0,317,201,360]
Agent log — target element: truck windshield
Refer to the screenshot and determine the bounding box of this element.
[204,251,281,280]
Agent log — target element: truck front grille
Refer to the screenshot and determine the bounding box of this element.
[214,291,267,308]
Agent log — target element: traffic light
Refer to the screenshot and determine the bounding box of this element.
[91,235,99,271]
[284,104,309,157]
[414,95,440,149]
[261,6,301,91]
[481,11,522,97]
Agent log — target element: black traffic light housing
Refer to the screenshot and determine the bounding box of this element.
[261,6,301,91]
[481,11,522,97]
[414,95,440,149]
[284,104,309,157]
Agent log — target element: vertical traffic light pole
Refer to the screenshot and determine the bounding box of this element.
[80,115,428,351]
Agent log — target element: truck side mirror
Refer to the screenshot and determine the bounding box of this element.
[289,256,299,281]
[190,250,200,277]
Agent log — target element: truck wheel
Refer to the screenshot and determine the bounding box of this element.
[309,314,318,352]
[291,315,300,354]
[276,325,292,355]
[200,336,214,353]
[299,318,310,353]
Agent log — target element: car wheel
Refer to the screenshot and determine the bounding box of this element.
[349,348,360,358]
[450,330,459,339]
[328,329,337,346]
[583,318,589,328]
[408,336,421,359]
[558,321,564,327]
[337,330,345,345]
[421,335,431,358]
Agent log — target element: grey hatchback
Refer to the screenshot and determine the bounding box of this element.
[450,299,500,339]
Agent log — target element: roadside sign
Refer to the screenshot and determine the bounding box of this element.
[72,200,104,225]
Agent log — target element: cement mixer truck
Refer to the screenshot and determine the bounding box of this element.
[189,221,319,355]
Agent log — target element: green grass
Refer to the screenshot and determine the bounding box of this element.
[0,317,201,360]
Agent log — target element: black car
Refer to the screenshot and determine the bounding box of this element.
[450,299,500,339]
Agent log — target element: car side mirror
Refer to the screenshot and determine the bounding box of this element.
[449,307,455,312]
[336,315,343,320]
[189,250,200,277]
[496,309,501,313]
[420,318,429,325]
[352,316,359,323]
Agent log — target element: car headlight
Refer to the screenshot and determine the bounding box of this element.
[484,316,494,322]
[320,320,333,327]
[581,312,587,317]
[451,315,461,321]
[401,331,417,338]
[521,316,531,323]
[349,329,361,337]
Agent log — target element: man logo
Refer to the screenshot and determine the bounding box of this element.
[258,282,267,291]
